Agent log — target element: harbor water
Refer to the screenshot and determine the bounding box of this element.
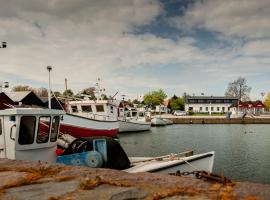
[119,124,270,184]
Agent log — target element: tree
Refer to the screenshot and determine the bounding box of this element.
[225,77,251,101]
[53,91,61,97]
[81,87,95,97]
[169,97,185,111]
[143,89,167,106]
[34,87,48,97]
[63,89,74,97]
[12,85,32,92]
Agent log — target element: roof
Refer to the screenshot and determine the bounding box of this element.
[5,91,32,102]
[186,96,238,100]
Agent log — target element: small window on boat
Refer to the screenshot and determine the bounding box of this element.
[96,105,104,112]
[132,112,137,117]
[50,116,60,142]
[110,106,113,113]
[126,112,131,117]
[71,106,78,113]
[37,116,51,144]
[81,105,92,112]
[18,116,36,145]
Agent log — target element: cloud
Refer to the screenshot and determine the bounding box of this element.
[0,0,269,100]
[170,0,270,39]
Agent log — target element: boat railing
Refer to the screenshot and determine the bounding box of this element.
[83,112,111,121]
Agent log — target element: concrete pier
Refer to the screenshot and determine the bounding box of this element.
[0,158,269,200]
[162,115,270,124]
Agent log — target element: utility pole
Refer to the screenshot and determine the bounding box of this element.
[65,78,68,93]
[47,66,52,109]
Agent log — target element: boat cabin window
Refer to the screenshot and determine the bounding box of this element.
[50,116,60,142]
[132,112,137,117]
[37,116,51,144]
[96,105,104,112]
[126,112,131,117]
[138,112,144,117]
[18,116,36,145]
[110,106,113,113]
[81,105,92,112]
[71,106,78,113]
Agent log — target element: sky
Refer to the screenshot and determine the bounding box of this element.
[0,0,269,100]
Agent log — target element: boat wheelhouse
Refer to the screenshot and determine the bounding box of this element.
[0,108,64,162]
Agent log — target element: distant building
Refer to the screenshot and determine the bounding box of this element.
[5,91,45,107]
[229,101,265,115]
[185,96,238,113]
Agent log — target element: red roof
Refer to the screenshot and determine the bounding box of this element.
[231,101,265,108]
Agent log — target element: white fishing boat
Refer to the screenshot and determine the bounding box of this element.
[0,108,215,174]
[118,106,151,132]
[62,99,119,138]
[161,118,173,125]
[151,117,167,126]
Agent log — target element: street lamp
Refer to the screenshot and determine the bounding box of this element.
[47,66,52,109]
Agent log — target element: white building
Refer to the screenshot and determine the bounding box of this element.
[185,96,238,114]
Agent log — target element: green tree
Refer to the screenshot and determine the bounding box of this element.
[143,89,167,106]
[169,97,185,111]
[63,89,74,97]
[81,87,95,97]
[53,91,61,97]
[225,77,251,101]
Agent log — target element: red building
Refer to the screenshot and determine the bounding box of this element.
[229,100,265,115]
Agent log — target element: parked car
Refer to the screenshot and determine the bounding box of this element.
[173,110,186,116]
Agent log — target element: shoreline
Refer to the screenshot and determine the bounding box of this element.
[161,115,270,124]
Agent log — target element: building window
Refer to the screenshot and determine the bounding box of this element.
[81,105,92,112]
[199,107,202,111]
[37,116,51,144]
[71,106,78,113]
[211,107,214,111]
[96,105,104,112]
[50,116,60,142]
[206,107,208,111]
[217,107,220,111]
[222,107,225,112]
[18,116,36,145]
[188,107,193,111]
[110,106,114,113]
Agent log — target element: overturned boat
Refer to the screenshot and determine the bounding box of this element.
[0,108,215,173]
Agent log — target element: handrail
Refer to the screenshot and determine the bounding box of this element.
[10,124,16,141]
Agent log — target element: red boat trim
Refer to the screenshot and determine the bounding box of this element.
[60,123,118,138]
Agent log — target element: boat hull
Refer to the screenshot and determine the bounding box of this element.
[60,113,119,138]
[151,117,167,126]
[125,151,215,173]
[118,120,151,132]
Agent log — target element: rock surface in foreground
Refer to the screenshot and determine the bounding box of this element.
[0,158,269,200]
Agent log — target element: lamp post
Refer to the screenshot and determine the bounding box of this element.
[47,66,52,109]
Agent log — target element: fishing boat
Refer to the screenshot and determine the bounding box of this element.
[61,99,119,138]
[0,108,215,174]
[118,106,151,132]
